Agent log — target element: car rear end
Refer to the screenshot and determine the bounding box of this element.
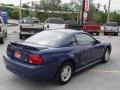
[83,25,101,35]
[19,18,44,39]
[104,22,119,36]
[44,17,65,30]
[83,21,101,35]
[3,42,54,80]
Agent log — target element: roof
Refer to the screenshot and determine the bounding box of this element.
[47,29,85,35]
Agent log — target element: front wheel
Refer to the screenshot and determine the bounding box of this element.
[55,62,73,85]
[0,37,4,44]
[102,49,110,63]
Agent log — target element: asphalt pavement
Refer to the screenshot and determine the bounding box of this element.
[0,26,120,90]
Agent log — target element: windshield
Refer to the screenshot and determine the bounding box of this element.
[22,18,40,24]
[25,31,67,47]
[105,23,118,27]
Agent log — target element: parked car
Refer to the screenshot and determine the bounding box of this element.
[4,29,111,85]
[44,17,65,30]
[65,20,82,30]
[0,16,7,44]
[104,22,119,36]
[83,21,101,36]
[19,17,44,39]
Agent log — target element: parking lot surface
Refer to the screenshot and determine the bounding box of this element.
[0,26,120,90]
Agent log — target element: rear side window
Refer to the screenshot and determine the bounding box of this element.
[75,34,94,45]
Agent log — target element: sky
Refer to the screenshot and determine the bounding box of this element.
[0,0,120,11]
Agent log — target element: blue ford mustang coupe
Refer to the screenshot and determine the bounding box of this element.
[3,29,112,85]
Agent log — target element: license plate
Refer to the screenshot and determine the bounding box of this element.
[14,50,21,59]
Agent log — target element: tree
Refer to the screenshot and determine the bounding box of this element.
[11,8,19,19]
[22,4,29,8]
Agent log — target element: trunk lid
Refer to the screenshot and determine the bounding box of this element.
[7,42,49,63]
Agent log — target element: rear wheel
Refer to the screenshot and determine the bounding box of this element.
[114,32,118,36]
[96,32,99,36]
[104,32,106,35]
[19,34,25,39]
[55,62,73,85]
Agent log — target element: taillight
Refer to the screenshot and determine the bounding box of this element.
[28,54,44,65]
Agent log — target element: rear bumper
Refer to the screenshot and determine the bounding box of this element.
[104,30,119,33]
[3,55,55,81]
[85,30,100,33]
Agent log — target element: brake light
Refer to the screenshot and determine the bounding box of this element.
[28,55,44,65]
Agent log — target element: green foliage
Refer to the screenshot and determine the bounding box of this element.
[1,0,120,25]
[11,8,19,19]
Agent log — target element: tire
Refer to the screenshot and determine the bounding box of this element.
[19,34,24,39]
[0,37,4,44]
[114,32,118,36]
[5,32,7,37]
[55,62,73,85]
[102,48,110,63]
[104,32,106,35]
[96,32,99,36]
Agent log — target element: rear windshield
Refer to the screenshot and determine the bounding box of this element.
[105,23,118,27]
[46,18,64,24]
[84,21,96,25]
[22,18,40,24]
[25,31,67,47]
[65,20,78,25]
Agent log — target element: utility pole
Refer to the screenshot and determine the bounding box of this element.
[107,0,111,22]
[81,0,85,25]
[19,0,22,20]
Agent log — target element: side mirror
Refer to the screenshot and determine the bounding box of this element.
[94,39,100,44]
[69,41,78,46]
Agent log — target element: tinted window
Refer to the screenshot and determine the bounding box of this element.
[68,36,78,46]
[65,20,78,25]
[105,22,118,27]
[25,31,68,47]
[75,34,94,45]
[46,18,64,24]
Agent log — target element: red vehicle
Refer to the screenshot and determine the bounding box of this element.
[83,21,101,36]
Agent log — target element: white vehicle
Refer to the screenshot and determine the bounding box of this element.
[19,17,44,39]
[104,22,119,36]
[44,17,65,30]
[0,16,7,44]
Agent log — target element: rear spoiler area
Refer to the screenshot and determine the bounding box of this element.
[9,41,39,51]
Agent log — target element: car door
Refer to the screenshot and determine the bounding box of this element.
[75,33,103,65]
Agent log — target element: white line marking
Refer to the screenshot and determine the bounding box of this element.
[89,69,120,74]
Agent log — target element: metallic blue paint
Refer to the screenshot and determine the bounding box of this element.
[3,30,112,81]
